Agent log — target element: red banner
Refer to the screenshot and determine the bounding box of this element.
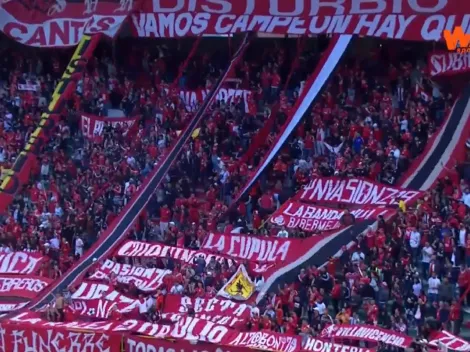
[116,240,237,266]
[0,252,44,275]
[0,318,121,352]
[126,336,247,352]
[115,240,274,276]
[68,298,137,319]
[71,282,138,305]
[180,87,253,112]
[304,338,374,352]
[227,331,301,352]
[80,113,140,139]
[320,324,413,349]
[0,35,100,212]
[0,275,52,299]
[162,294,251,328]
[297,177,424,206]
[202,233,292,264]
[270,201,394,232]
[428,51,470,77]
[428,330,470,352]
[0,0,468,47]
[89,259,171,292]
[0,302,28,312]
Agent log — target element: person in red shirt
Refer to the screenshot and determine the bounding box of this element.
[258,193,273,218]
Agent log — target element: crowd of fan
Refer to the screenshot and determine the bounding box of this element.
[1,36,467,345]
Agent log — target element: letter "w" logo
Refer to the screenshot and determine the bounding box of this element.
[443,27,470,51]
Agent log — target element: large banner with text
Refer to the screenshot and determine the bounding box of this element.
[0,1,468,47]
[296,177,424,206]
[269,201,395,232]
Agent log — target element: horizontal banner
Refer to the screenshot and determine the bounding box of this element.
[116,240,275,276]
[202,233,292,264]
[4,310,425,352]
[116,240,236,266]
[0,252,44,275]
[89,259,171,292]
[1,1,468,46]
[0,320,121,352]
[126,336,246,352]
[297,177,424,206]
[304,338,374,352]
[162,294,251,328]
[17,81,40,91]
[80,113,140,139]
[428,51,470,77]
[179,87,253,112]
[0,275,52,299]
[0,302,28,312]
[321,324,413,349]
[69,298,137,320]
[71,282,138,305]
[428,330,470,352]
[270,201,393,232]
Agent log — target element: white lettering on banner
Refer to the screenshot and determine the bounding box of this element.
[3,15,125,47]
[429,52,470,76]
[179,87,252,112]
[287,218,339,231]
[0,327,112,352]
[428,331,470,351]
[0,303,27,312]
[283,203,386,220]
[300,178,421,205]
[90,260,170,291]
[179,296,250,317]
[0,252,42,275]
[328,326,408,348]
[151,0,449,16]
[0,277,49,294]
[116,241,236,266]
[304,338,373,352]
[229,332,299,352]
[71,282,137,306]
[272,202,390,231]
[162,312,245,328]
[202,233,290,263]
[114,317,229,343]
[130,12,470,41]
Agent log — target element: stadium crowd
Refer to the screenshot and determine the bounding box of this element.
[0,34,468,347]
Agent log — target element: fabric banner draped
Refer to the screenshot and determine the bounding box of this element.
[296,177,424,206]
[320,324,413,349]
[162,294,251,328]
[428,52,470,77]
[0,34,101,213]
[0,1,468,46]
[80,113,140,139]
[88,259,171,292]
[270,201,395,232]
[1,310,452,352]
[179,87,254,113]
[0,276,52,299]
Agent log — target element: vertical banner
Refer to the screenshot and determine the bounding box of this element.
[0,34,101,213]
